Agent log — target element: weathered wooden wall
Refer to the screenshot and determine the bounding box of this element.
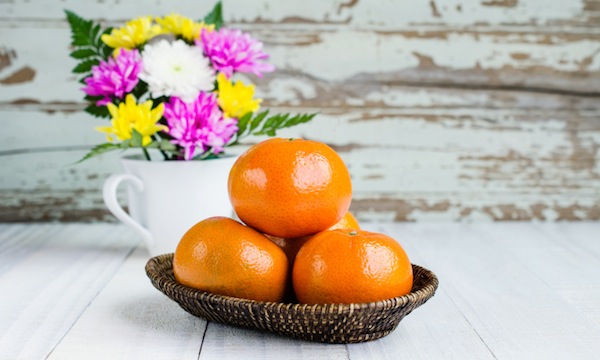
[1,0,599,222]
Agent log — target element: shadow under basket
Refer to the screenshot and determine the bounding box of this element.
[146,253,439,344]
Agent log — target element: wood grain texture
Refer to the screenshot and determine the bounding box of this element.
[47,248,208,360]
[1,0,599,222]
[0,224,138,360]
[532,223,600,326]
[0,0,597,28]
[346,223,497,360]
[3,223,600,359]
[198,323,349,360]
[386,222,600,359]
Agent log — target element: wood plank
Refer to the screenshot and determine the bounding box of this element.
[1,0,598,223]
[255,28,600,95]
[253,77,600,111]
[198,322,349,360]
[393,223,600,359]
[531,223,600,326]
[485,223,600,289]
[442,223,600,327]
[1,26,599,105]
[4,81,597,113]
[43,225,387,359]
[351,193,600,222]
[346,224,495,360]
[2,189,598,223]
[0,224,138,360]
[533,222,600,261]
[0,224,63,276]
[48,247,207,360]
[1,103,598,221]
[3,88,599,150]
[0,0,596,28]
[2,223,599,358]
[2,107,599,193]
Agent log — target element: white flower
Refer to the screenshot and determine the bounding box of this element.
[140,39,215,102]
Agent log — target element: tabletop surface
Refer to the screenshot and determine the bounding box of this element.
[1,222,599,360]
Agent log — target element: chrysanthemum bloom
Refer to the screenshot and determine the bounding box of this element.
[140,39,215,103]
[155,13,214,42]
[199,28,275,78]
[101,16,164,50]
[82,49,142,106]
[96,94,166,146]
[216,73,261,119]
[163,92,238,160]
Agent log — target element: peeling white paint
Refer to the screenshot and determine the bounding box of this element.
[0,0,598,222]
[0,0,587,27]
[269,31,600,81]
[2,24,600,104]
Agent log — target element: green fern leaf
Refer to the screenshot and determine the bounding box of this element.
[236,112,253,138]
[72,59,98,74]
[69,48,97,59]
[203,1,224,29]
[249,110,270,133]
[84,104,110,118]
[74,142,124,164]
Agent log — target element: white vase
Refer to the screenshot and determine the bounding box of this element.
[102,154,238,256]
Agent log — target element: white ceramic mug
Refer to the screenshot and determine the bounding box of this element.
[103,155,238,256]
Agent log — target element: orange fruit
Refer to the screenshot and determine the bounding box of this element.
[267,211,361,265]
[266,211,361,302]
[173,216,288,302]
[328,211,360,231]
[228,138,352,239]
[292,229,413,304]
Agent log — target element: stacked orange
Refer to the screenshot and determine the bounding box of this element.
[173,138,413,304]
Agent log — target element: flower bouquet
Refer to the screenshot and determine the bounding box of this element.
[66,1,315,161]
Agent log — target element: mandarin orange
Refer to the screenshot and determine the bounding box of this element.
[266,211,360,265]
[173,217,288,302]
[266,211,360,302]
[228,138,352,239]
[328,211,359,231]
[292,229,413,304]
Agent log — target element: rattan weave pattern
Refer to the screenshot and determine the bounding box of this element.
[146,253,438,343]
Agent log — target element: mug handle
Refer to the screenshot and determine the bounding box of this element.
[103,174,154,251]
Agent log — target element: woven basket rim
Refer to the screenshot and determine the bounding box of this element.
[146,253,439,312]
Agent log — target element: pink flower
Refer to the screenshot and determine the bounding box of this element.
[82,49,142,106]
[198,28,275,78]
[163,93,238,160]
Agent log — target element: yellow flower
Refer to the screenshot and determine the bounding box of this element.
[96,94,166,146]
[156,13,215,41]
[216,73,262,119]
[101,16,164,50]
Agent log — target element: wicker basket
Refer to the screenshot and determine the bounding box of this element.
[146,253,438,344]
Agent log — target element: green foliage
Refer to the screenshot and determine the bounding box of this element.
[203,1,223,30]
[147,139,177,153]
[69,48,97,59]
[233,111,317,143]
[72,59,99,74]
[83,95,112,118]
[100,28,115,58]
[84,103,110,119]
[256,113,317,136]
[131,129,144,147]
[75,137,181,164]
[235,111,254,139]
[131,80,149,100]
[249,110,270,133]
[74,142,126,164]
[64,10,111,78]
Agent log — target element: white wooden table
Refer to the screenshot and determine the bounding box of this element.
[1,223,599,360]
